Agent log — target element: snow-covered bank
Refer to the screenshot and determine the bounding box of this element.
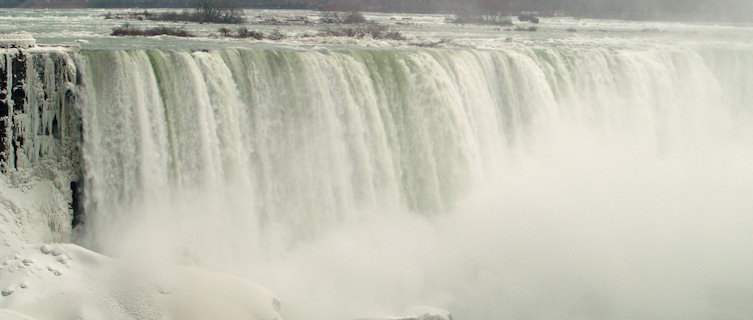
[0,243,281,320]
[0,172,71,246]
[0,170,282,320]
[0,173,280,320]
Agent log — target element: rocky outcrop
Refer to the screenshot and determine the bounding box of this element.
[0,48,80,171]
[1,46,83,228]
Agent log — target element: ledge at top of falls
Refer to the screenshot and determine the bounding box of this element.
[0,33,36,49]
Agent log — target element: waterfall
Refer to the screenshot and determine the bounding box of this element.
[4,7,753,318]
[74,46,751,251]
[52,45,753,319]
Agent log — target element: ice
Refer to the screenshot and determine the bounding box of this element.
[0,33,36,49]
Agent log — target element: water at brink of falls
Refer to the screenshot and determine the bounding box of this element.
[6,9,753,320]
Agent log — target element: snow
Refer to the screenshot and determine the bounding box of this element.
[0,242,282,320]
[0,174,281,320]
[9,250,281,319]
[0,308,35,320]
[0,173,71,246]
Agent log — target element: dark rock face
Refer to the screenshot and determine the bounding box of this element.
[0,54,8,163]
[10,52,26,169]
[71,180,84,228]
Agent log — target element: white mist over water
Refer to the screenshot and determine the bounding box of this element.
[74,45,753,320]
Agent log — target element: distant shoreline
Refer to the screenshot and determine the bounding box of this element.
[2,3,752,24]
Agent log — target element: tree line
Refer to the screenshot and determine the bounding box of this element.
[2,0,752,22]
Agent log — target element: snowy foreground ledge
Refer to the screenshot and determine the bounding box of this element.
[0,241,452,320]
[0,174,282,320]
[0,244,282,320]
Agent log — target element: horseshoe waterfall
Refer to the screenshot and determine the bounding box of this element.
[2,27,753,320]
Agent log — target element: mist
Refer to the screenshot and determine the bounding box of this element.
[246,124,753,320]
[96,104,753,320]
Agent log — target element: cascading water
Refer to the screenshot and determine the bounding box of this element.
[76,48,499,252]
[70,45,753,320]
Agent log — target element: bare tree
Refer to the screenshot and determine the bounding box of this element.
[194,0,242,23]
